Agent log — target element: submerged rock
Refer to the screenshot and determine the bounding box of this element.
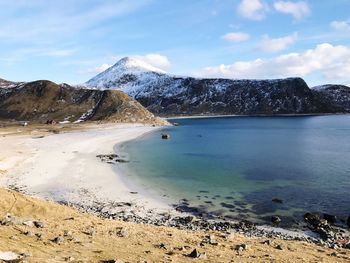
[271,216,282,224]
[272,198,283,204]
[323,214,336,224]
[161,134,170,139]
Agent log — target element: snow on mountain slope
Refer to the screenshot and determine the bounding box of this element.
[85,57,171,96]
[84,57,350,116]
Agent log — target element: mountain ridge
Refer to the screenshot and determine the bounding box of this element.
[84,57,350,116]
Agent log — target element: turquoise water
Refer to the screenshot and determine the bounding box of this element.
[122,115,350,226]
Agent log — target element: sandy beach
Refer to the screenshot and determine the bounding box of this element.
[0,123,173,218]
[0,123,349,262]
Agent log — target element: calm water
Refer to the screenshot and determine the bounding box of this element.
[121,115,350,227]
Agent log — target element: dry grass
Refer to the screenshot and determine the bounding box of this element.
[0,188,349,263]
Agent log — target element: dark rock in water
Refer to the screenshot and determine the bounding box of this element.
[304,212,328,228]
[161,133,170,139]
[271,216,282,224]
[272,198,283,204]
[347,215,350,228]
[323,213,337,224]
[199,190,209,193]
[220,202,235,209]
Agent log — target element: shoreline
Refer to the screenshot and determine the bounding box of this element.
[0,122,349,250]
[166,112,350,120]
[0,123,174,219]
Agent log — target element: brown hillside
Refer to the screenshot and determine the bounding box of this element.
[0,80,166,125]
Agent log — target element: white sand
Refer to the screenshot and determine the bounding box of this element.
[0,123,173,217]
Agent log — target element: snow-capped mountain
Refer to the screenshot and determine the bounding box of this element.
[85,57,350,116]
[86,57,168,96]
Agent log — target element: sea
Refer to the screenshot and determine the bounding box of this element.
[119,115,350,227]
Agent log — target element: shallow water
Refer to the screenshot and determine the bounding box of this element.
[122,115,350,227]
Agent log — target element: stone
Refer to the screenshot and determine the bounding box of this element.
[323,214,336,224]
[276,244,283,250]
[262,240,271,245]
[236,244,250,252]
[272,198,283,204]
[188,249,201,258]
[271,215,281,224]
[52,236,64,244]
[64,256,75,262]
[101,260,125,263]
[24,231,34,237]
[34,221,45,228]
[22,220,35,227]
[156,243,168,250]
[63,230,72,237]
[0,251,23,262]
[347,215,350,228]
[161,134,170,139]
[208,235,218,245]
[117,228,129,238]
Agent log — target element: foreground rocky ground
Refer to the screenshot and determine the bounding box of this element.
[0,188,349,263]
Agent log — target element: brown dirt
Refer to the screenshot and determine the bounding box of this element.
[0,188,349,263]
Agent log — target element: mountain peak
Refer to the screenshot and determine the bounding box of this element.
[110,56,166,74]
[85,56,167,89]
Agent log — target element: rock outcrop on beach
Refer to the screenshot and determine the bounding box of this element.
[84,57,350,116]
[0,78,165,124]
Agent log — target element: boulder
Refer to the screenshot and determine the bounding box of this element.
[272,198,283,204]
[161,134,170,139]
[271,215,281,224]
[187,249,207,258]
[347,215,350,228]
[323,214,336,224]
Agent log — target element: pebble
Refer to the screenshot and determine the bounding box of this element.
[188,249,206,258]
[52,236,64,244]
[34,221,45,228]
[22,220,35,227]
[276,244,283,250]
[58,200,350,249]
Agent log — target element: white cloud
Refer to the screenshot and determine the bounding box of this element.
[222,32,250,42]
[134,54,171,70]
[194,43,350,85]
[330,20,350,31]
[237,0,267,20]
[87,63,112,74]
[274,1,310,20]
[256,32,298,52]
[0,0,151,43]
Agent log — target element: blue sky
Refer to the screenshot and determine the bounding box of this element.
[0,0,349,86]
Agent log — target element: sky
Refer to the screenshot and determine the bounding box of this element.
[0,0,349,87]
